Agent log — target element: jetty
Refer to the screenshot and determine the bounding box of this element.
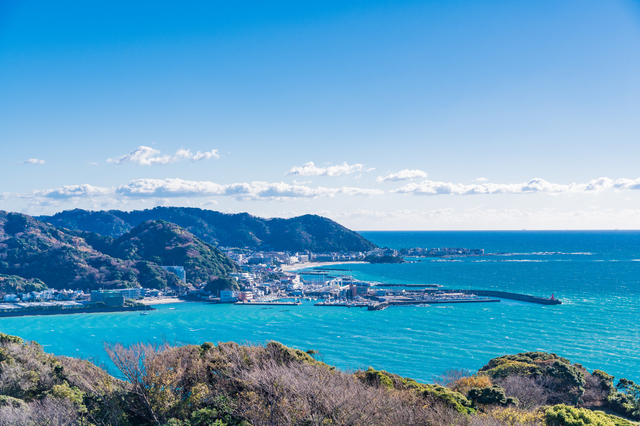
[375,283,442,288]
[440,290,562,305]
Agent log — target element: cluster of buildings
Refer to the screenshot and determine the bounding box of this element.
[223,246,486,267]
[224,249,370,266]
[2,289,88,303]
[0,287,165,312]
[401,247,485,256]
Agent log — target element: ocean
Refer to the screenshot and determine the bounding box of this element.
[1,231,639,383]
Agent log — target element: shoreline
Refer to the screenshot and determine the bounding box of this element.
[281,261,367,272]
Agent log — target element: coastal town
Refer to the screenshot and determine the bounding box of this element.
[0,247,498,314]
[0,245,560,316]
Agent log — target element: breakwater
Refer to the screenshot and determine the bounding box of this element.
[378,283,442,288]
[434,290,562,305]
[0,305,153,318]
[387,298,500,306]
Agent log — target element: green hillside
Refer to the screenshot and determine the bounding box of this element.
[93,220,239,286]
[0,211,237,291]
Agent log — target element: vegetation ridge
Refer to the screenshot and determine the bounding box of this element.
[0,332,637,426]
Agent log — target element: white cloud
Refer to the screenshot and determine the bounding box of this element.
[376,169,427,182]
[20,158,45,165]
[393,177,640,196]
[34,184,114,199]
[116,178,382,201]
[107,146,219,165]
[338,187,384,196]
[192,150,220,162]
[475,177,488,182]
[116,178,226,197]
[286,161,364,177]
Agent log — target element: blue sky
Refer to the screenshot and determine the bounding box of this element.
[1,0,640,229]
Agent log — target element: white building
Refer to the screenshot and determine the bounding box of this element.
[4,294,18,302]
[220,289,240,302]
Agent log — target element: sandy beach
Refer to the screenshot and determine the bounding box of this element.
[281,261,366,272]
[140,297,187,305]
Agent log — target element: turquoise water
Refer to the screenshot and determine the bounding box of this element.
[1,231,639,382]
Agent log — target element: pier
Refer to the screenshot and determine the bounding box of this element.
[234,301,302,306]
[375,283,442,288]
[435,290,562,305]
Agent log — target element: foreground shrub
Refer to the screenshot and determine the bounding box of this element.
[545,404,615,426]
[452,375,493,396]
[470,406,544,426]
[480,352,586,405]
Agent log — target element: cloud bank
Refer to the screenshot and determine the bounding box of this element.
[377,169,427,182]
[34,184,114,199]
[117,179,383,200]
[21,179,383,202]
[107,146,219,165]
[286,161,364,177]
[16,176,640,209]
[394,177,640,196]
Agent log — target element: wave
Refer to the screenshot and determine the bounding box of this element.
[496,252,593,256]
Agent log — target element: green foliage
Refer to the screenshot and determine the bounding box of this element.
[607,378,640,420]
[363,367,395,389]
[0,332,24,345]
[480,352,586,405]
[205,276,239,293]
[468,385,518,407]
[420,384,475,414]
[592,370,616,394]
[355,366,473,414]
[545,404,615,426]
[48,382,87,412]
[0,273,47,294]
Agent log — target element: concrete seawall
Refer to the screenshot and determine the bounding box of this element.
[443,289,562,305]
[0,305,153,318]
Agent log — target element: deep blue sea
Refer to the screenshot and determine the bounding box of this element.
[1,231,639,382]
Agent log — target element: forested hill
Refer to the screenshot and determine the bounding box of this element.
[38,207,377,252]
[0,211,237,292]
[81,220,239,287]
